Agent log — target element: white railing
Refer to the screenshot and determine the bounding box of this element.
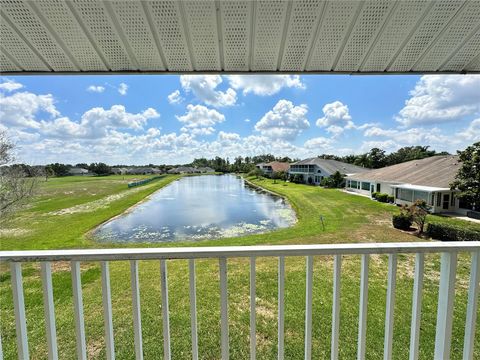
[1,242,479,360]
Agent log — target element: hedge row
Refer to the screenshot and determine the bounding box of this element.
[426,222,480,241]
[128,175,163,188]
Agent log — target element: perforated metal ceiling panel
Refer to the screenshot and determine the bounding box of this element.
[1,0,479,74]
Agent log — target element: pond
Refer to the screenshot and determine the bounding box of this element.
[93,175,296,243]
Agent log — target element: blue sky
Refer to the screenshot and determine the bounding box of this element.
[1,74,479,165]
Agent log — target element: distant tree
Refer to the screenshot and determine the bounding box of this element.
[320,171,345,188]
[248,168,263,179]
[48,163,70,177]
[89,162,111,176]
[75,163,88,169]
[367,148,387,169]
[0,131,38,221]
[44,165,54,181]
[451,142,480,210]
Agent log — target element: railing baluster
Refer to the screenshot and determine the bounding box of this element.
[463,251,479,360]
[41,262,58,360]
[304,256,313,360]
[278,256,285,360]
[189,259,198,360]
[219,258,229,360]
[71,261,86,360]
[250,257,256,360]
[101,261,115,360]
[331,254,342,360]
[384,254,397,360]
[160,260,171,360]
[409,253,424,360]
[130,260,143,360]
[11,262,29,360]
[434,252,457,359]
[357,254,369,360]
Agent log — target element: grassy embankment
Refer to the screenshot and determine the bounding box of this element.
[0,175,478,359]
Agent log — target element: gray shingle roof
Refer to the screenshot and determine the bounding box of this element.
[291,158,369,175]
[346,155,460,188]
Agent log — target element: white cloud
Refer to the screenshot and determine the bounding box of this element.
[176,104,225,136]
[40,105,159,138]
[0,79,23,92]
[87,85,105,93]
[180,75,236,107]
[456,118,480,142]
[303,137,333,150]
[218,131,241,143]
[167,90,183,104]
[396,75,480,126]
[316,101,354,130]
[118,83,128,96]
[0,91,59,129]
[360,140,400,153]
[227,75,305,96]
[255,100,309,141]
[245,118,251,123]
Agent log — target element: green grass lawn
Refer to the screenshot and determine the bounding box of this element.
[0,175,478,359]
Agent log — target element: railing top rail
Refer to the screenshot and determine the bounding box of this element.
[0,242,479,262]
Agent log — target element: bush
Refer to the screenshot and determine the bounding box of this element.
[376,193,389,202]
[371,192,379,199]
[392,213,412,230]
[387,195,394,203]
[426,223,480,241]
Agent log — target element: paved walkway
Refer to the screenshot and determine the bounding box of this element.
[441,212,480,224]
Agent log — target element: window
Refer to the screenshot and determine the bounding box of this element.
[451,193,455,206]
[361,182,370,191]
[397,188,413,202]
[430,193,435,206]
[436,193,441,207]
[412,190,428,203]
[350,180,358,188]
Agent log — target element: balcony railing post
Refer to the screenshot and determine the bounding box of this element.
[11,262,29,360]
[304,256,313,360]
[219,258,229,360]
[384,254,397,360]
[101,261,115,360]
[130,260,143,360]
[357,254,369,360]
[463,251,479,360]
[71,261,86,360]
[41,262,58,360]
[331,254,342,360]
[160,260,171,360]
[409,253,424,360]
[278,256,285,360]
[250,257,256,360]
[189,259,199,360]
[434,252,457,360]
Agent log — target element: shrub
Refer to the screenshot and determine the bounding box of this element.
[376,193,389,202]
[371,192,379,199]
[387,195,394,203]
[392,213,413,230]
[426,223,480,241]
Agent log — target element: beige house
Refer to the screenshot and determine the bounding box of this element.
[345,155,465,214]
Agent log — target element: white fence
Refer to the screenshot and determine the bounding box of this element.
[1,242,479,360]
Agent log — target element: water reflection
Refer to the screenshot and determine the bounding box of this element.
[94,175,296,243]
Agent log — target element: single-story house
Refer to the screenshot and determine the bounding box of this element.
[288,158,369,185]
[68,167,88,176]
[345,155,464,214]
[167,166,200,174]
[198,167,215,173]
[256,161,290,176]
[126,167,161,175]
[111,167,128,175]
